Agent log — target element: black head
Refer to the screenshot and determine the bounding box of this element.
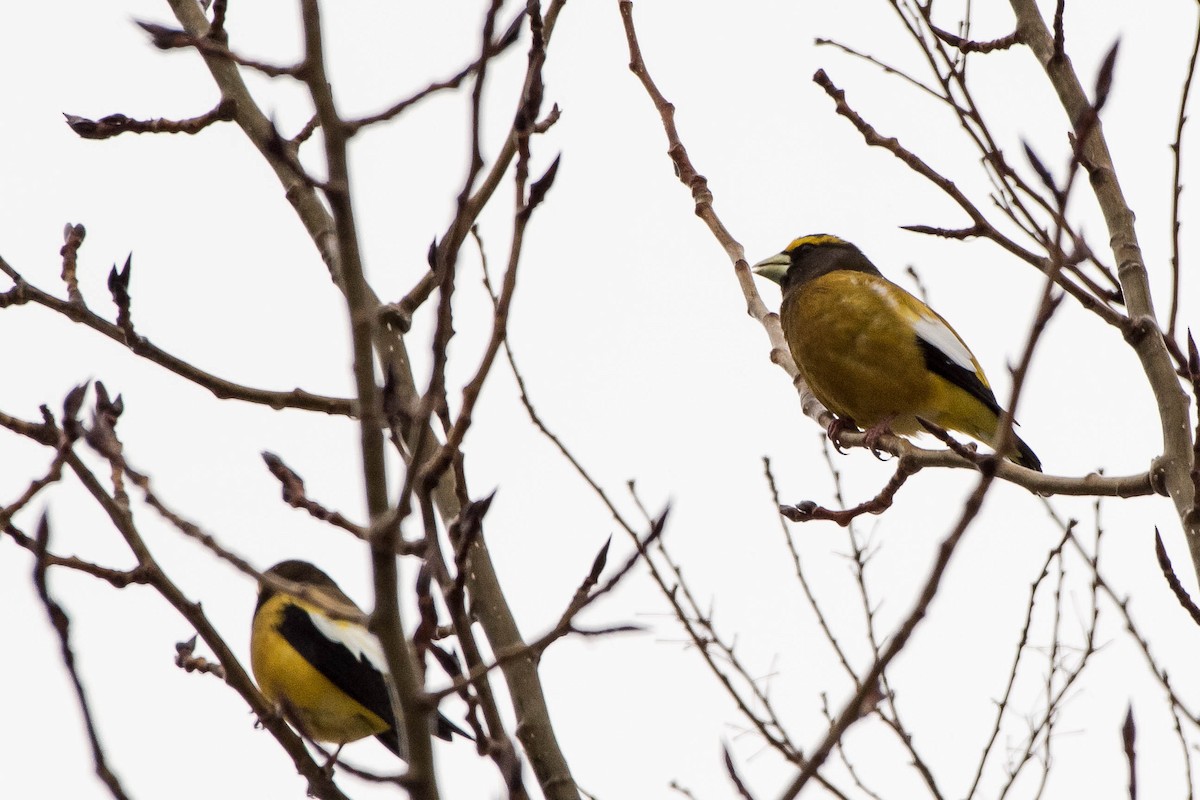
[752,234,882,293]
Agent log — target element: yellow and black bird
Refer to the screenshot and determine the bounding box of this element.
[752,234,1041,471]
[250,560,468,759]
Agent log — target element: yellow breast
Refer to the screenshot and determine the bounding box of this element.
[250,595,390,745]
[781,270,942,434]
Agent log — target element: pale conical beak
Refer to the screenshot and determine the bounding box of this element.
[750,252,790,285]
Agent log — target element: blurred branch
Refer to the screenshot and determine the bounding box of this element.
[1123,707,1138,800]
[260,451,371,540]
[292,2,436,793]
[1168,9,1200,341]
[0,252,354,416]
[175,635,227,680]
[64,98,236,140]
[136,20,300,76]
[344,12,526,134]
[1154,527,1200,626]
[32,516,132,800]
[150,0,583,794]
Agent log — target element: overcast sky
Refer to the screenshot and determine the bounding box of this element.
[3,2,1198,798]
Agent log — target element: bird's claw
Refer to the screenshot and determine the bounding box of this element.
[862,417,896,460]
[826,416,857,454]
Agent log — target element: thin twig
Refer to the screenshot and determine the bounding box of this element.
[64,98,236,140]
[32,516,132,800]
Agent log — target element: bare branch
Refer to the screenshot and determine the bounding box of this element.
[32,515,132,800]
[0,254,353,415]
[175,635,226,680]
[1154,528,1200,626]
[1168,10,1200,340]
[1123,706,1138,800]
[779,456,921,525]
[136,20,299,77]
[64,98,236,139]
[59,223,85,305]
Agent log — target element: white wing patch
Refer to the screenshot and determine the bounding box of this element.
[868,280,978,374]
[910,313,977,373]
[309,611,389,674]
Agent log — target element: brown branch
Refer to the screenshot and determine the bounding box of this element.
[64,98,236,140]
[3,525,150,587]
[1189,333,1200,522]
[1168,10,1200,340]
[295,3,434,794]
[60,449,354,800]
[148,1,609,796]
[812,68,1125,329]
[32,516,132,800]
[207,0,228,41]
[723,746,758,800]
[0,254,353,416]
[260,451,368,539]
[107,256,135,343]
[345,13,524,134]
[175,635,227,679]
[136,21,299,77]
[430,512,663,704]
[1154,528,1200,626]
[422,156,560,486]
[59,223,85,305]
[621,10,1151,498]
[0,406,60,446]
[965,525,1073,799]
[930,25,1020,53]
[777,463,1003,797]
[1123,706,1138,800]
[815,38,945,103]
[779,457,921,525]
[1010,0,1200,583]
[1,449,71,527]
[763,455,857,680]
[289,115,320,147]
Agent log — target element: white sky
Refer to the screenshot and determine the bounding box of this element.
[2,1,1198,798]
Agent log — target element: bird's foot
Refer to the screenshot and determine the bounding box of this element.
[826,416,858,454]
[861,416,897,460]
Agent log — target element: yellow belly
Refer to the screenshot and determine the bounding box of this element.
[250,597,390,745]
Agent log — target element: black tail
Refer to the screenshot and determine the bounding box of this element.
[1012,434,1042,472]
[375,712,472,759]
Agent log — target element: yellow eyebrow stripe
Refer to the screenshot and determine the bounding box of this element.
[786,234,847,251]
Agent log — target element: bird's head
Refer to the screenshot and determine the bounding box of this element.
[751,234,881,291]
[257,559,358,615]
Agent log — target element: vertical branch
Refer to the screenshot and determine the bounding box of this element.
[1009,0,1199,580]
[159,2,581,797]
[295,1,435,795]
[1168,9,1200,341]
[32,516,131,800]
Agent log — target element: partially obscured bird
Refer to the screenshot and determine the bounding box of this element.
[250,559,468,759]
[752,234,1041,471]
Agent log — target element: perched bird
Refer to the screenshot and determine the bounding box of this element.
[250,559,468,759]
[752,234,1041,471]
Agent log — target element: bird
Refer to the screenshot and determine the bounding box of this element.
[751,233,1041,471]
[250,559,469,759]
